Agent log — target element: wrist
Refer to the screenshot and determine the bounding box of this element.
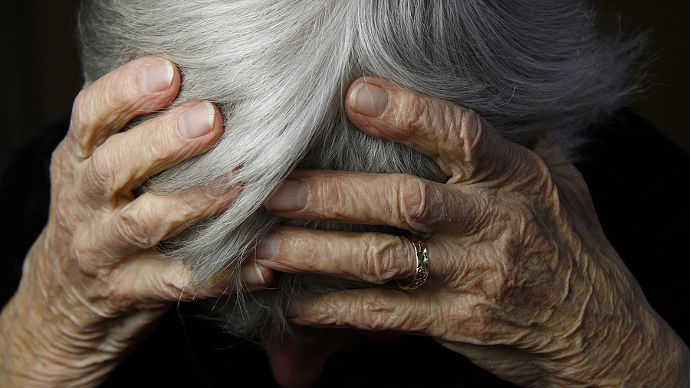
[624,311,689,388]
[0,234,166,388]
[1,282,117,388]
[595,310,687,388]
[546,254,688,387]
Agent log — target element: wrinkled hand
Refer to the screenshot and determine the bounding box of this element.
[0,57,271,387]
[258,79,688,387]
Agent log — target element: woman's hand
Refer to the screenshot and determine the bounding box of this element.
[257,78,688,387]
[0,57,271,388]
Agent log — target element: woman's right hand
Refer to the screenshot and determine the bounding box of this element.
[0,57,272,388]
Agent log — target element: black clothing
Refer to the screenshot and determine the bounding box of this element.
[1,109,687,388]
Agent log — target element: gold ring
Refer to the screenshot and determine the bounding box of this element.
[396,234,429,290]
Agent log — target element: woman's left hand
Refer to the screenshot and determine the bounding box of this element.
[256,78,688,387]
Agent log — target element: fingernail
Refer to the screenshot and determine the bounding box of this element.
[205,172,237,198]
[178,102,215,140]
[255,233,279,260]
[349,82,389,117]
[266,179,307,211]
[138,59,174,93]
[286,302,299,319]
[241,262,267,285]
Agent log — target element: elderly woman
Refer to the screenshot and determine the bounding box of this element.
[0,0,688,387]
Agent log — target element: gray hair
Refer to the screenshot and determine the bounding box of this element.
[78,0,643,339]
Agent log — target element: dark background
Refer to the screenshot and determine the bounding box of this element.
[1,1,688,157]
[0,3,687,387]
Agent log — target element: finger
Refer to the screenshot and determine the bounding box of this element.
[83,101,222,197]
[116,257,272,306]
[201,260,273,295]
[265,170,486,233]
[68,56,181,158]
[103,180,242,256]
[256,227,416,284]
[345,77,529,182]
[287,288,435,334]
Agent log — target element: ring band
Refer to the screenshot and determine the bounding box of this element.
[396,234,430,290]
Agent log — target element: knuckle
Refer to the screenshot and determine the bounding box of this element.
[170,197,209,227]
[177,198,203,220]
[354,296,394,331]
[115,206,156,249]
[500,205,538,247]
[71,242,97,276]
[160,270,194,300]
[311,300,339,325]
[83,148,116,196]
[460,109,483,149]
[362,236,408,283]
[460,300,498,343]
[458,108,485,165]
[398,93,433,137]
[99,282,138,316]
[488,256,516,301]
[313,177,348,217]
[143,125,177,165]
[100,75,135,112]
[394,174,439,230]
[69,89,90,137]
[70,232,108,278]
[473,313,496,343]
[107,84,131,109]
[147,140,171,166]
[443,107,488,181]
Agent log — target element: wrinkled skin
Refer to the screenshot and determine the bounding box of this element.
[0,57,271,387]
[0,57,686,388]
[257,79,689,387]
